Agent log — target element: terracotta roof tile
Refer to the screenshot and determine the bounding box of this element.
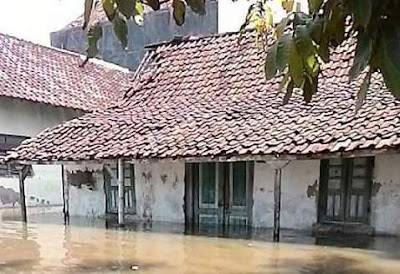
[0,32,130,111]
[9,31,400,162]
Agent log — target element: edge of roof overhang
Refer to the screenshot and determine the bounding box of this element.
[9,147,400,166]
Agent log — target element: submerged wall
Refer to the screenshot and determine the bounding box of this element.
[66,164,106,218]
[135,162,185,223]
[65,154,400,236]
[253,160,320,230]
[371,154,400,235]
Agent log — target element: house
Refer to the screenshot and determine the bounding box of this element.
[51,0,218,70]
[0,32,129,208]
[8,30,400,239]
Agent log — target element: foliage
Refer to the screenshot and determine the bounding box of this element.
[83,0,400,108]
[242,0,400,108]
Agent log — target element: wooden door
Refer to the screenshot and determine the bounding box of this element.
[319,157,373,223]
[225,162,254,227]
[193,162,224,227]
[190,162,253,229]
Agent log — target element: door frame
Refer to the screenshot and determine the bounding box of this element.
[184,161,254,228]
[318,157,374,224]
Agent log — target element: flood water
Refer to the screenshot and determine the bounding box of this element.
[2,208,400,273]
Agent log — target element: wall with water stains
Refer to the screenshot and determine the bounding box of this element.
[135,162,185,223]
[253,160,320,230]
[371,154,400,235]
[66,164,106,218]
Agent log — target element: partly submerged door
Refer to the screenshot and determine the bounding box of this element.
[188,161,254,229]
[319,157,373,223]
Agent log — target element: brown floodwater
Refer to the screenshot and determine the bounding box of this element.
[2,208,400,273]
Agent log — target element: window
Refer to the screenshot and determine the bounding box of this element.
[104,162,136,214]
[319,157,374,223]
[0,134,29,177]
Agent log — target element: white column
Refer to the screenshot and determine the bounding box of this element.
[267,159,290,242]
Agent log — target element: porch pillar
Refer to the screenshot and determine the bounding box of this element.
[18,165,29,223]
[267,160,290,242]
[117,158,125,226]
[61,165,70,225]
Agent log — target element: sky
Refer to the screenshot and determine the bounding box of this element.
[0,0,83,45]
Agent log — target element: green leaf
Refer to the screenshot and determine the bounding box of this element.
[172,0,186,26]
[325,4,346,46]
[355,69,372,112]
[135,1,144,15]
[185,0,206,15]
[83,0,94,29]
[308,0,323,13]
[116,0,135,19]
[134,1,145,25]
[276,17,289,39]
[265,42,278,80]
[347,0,372,28]
[302,74,317,103]
[294,25,314,57]
[113,15,128,49]
[283,79,294,104]
[349,31,373,80]
[288,40,304,86]
[102,0,116,21]
[316,38,330,63]
[86,24,103,58]
[145,0,160,11]
[376,23,400,96]
[276,34,290,73]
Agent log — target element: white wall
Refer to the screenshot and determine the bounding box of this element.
[135,162,185,223]
[0,97,81,137]
[66,164,106,218]
[371,154,400,235]
[0,97,82,207]
[253,160,320,230]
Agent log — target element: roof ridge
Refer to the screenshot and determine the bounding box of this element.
[0,31,130,73]
[144,29,251,50]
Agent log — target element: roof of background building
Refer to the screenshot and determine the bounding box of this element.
[9,31,400,163]
[0,32,131,111]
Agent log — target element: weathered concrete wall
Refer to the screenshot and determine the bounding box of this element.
[371,154,400,235]
[253,160,320,230]
[66,164,106,218]
[135,162,185,223]
[51,1,218,70]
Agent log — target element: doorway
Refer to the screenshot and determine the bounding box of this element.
[185,162,254,230]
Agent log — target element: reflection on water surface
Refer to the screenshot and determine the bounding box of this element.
[1,207,400,273]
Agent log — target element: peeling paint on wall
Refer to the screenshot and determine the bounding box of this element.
[372,181,382,197]
[307,180,319,198]
[142,171,154,222]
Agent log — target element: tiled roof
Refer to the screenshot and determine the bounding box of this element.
[10,31,400,162]
[0,32,130,111]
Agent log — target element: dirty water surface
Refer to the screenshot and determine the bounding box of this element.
[1,208,400,273]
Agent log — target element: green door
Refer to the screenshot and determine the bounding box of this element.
[191,162,253,229]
